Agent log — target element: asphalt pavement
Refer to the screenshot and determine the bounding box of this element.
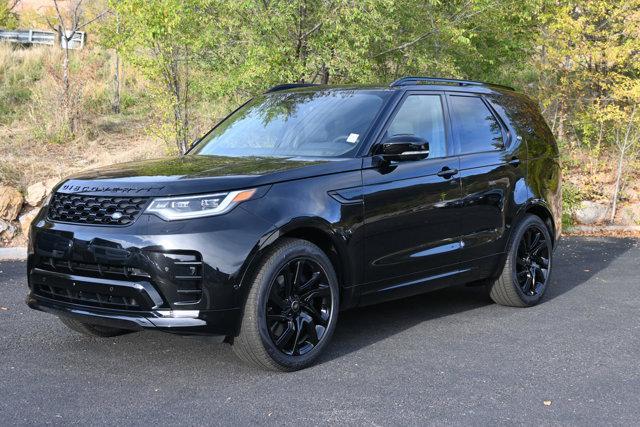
[1,237,639,426]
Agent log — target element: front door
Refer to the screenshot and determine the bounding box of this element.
[361,92,463,293]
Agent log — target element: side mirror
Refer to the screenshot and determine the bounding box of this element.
[377,135,429,161]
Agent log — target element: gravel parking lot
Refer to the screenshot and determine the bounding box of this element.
[1,237,639,425]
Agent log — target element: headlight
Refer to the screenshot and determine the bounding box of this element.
[145,189,257,221]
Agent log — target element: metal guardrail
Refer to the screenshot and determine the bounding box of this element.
[0,29,85,49]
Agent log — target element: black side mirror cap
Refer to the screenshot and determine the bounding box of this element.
[377,135,430,161]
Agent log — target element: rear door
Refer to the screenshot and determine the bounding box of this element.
[361,91,464,292]
[448,93,526,263]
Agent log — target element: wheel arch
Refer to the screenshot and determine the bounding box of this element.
[237,218,354,298]
[517,200,556,247]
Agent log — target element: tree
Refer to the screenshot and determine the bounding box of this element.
[45,0,109,134]
[367,0,551,85]
[108,0,226,154]
[532,0,640,222]
[213,0,395,93]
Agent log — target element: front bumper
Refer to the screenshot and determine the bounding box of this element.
[26,292,239,335]
[26,204,276,336]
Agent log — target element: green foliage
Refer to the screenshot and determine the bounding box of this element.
[0,1,19,29]
[103,0,228,153]
[99,0,565,151]
[561,182,583,227]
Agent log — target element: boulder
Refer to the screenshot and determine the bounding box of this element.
[573,201,609,225]
[619,203,640,226]
[0,185,23,221]
[25,182,48,206]
[19,208,39,234]
[45,177,60,194]
[0,219,17,242]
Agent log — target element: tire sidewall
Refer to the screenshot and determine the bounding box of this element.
[509,215,553,305]
[252,241,340,370]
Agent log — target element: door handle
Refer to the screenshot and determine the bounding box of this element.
[437,167,458,179]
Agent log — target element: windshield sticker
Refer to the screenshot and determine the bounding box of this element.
[346,133,359,144]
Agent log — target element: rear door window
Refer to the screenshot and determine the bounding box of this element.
[449,95,504,155]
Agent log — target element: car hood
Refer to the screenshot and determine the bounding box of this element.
[57,155,362,197]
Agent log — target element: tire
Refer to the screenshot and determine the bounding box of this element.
[488,214,553,307]
[59,316,133,337]
[233,238,340,371]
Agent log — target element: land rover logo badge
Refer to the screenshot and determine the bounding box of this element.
[111,212,123,220]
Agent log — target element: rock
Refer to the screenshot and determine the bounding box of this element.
[45,177,60,194]
[573,201,609,225]
[619,203,640,226]
[19,208,39,233]
[0,219,17,242]
[0,185,24,221]
[25,182,47,206]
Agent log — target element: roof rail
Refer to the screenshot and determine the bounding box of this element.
[265,83,320,93]
[390,76,515,91]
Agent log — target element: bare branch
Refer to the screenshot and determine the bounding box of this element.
[44,14,59,34]
[71,0,83,31]
[302,21,323,39]
[52,0,68,38]
[372,0,503,58]
[76,9,112,31]
[8,0,21,12]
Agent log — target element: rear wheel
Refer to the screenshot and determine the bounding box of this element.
[59,316,133,337]
[233,238,339,371]
[488,214,553,307]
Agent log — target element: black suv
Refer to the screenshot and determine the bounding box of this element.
[27,77,561,371]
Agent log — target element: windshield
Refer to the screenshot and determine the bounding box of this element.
[191,89,392,158]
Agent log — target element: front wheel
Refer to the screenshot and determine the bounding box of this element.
[233,238,339,371]
[488,214,553,307]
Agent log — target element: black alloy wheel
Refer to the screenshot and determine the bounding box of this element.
[515,225,550,297]
[265,257,332,356]
[488,214,553,307]
[233,238,339,371]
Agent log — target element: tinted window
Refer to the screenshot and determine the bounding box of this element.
[385,95,446,158]
[449,95,503,154]
[192,90,392,158]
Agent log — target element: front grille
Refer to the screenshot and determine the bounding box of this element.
[34,282,142,310]
[47,193,149,226]
[38,257,150,280]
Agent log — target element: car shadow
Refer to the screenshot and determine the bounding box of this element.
[321,237,638,363]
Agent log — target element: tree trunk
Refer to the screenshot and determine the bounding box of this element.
[320,64,329,84]
[555,102,566,144]
[62,46,69,103]
[610,147,625,224]
[112,13,121,113]
[112,51,121,113]
[61,44,75,134]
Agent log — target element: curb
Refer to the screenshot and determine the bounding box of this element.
[565,225,640,234]
[0,247,28,261]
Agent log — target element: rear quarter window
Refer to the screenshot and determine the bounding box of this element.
[449,95,504,155]
[486,93,558,158]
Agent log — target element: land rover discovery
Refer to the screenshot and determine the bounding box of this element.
[26,76,561,371]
